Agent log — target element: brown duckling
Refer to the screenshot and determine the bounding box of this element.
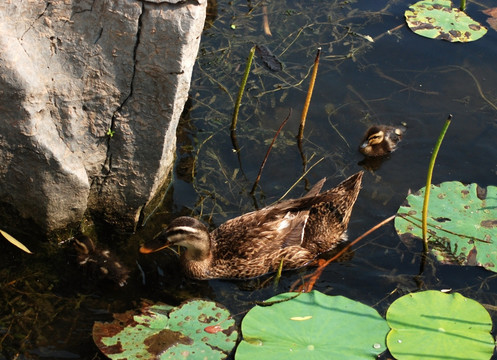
[359,125,405,157]
[73,235,130,287]
[140,172,363,280]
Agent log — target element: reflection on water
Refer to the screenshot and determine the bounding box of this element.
[2,0,497,358]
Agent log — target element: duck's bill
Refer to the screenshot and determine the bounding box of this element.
[139,239,170,254]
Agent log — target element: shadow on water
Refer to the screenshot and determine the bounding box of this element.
[2,0,497,358]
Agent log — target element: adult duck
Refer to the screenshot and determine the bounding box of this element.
[140,172,363,279]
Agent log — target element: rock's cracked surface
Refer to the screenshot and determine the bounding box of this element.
[0,0,206,231]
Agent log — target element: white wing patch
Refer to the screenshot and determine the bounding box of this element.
[277,219,290,231]
[277,212,296,231]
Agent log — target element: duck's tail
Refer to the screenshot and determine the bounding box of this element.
[302,171,363,254]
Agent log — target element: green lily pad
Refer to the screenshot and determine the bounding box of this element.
[93,300,237,359]
[236,291,389,359]
[405,0,487,42]
[395,181,497,272]
[386,290,495,360]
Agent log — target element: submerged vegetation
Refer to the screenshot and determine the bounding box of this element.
[184,0,385,224]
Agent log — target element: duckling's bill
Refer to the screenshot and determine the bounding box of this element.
[360,140,369,149]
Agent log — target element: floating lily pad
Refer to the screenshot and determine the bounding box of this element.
[386,290,495,360]
[93,300,237,359]
[395,181,497,272]
[236,291,389,359]
[405,0,487,42]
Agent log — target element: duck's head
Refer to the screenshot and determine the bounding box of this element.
[140,217,211,260]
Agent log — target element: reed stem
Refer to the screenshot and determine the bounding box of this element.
[460,0,466,11]
[231,46,256,132]
[297,48,321,142]
[422,114,452,253]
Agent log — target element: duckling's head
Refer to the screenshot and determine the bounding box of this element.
[359,125,404,157]
[360,126,385,148]
[140,217,211,261]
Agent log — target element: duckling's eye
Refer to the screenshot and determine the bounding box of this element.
[368,134,382,143]
[367,130,384,145]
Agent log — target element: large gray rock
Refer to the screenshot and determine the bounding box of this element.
[0,0,206,231]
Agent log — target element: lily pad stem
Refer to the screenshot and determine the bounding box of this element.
[422,114,452,252]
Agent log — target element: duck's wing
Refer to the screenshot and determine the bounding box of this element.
[212,207,308,261]
[212,173,363,259]
[211,179,328,259]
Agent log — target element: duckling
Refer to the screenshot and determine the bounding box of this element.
[359,125,405,157]
[140,172,363,279]
[73,235,129,287]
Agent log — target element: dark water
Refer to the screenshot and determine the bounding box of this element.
[2,0,497,358]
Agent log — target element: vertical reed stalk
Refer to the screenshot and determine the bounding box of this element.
[297,48,321,142]
[262,3,272,36]
[460,0,466,11]
[422,114,452,252]
[231,46,256,132]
